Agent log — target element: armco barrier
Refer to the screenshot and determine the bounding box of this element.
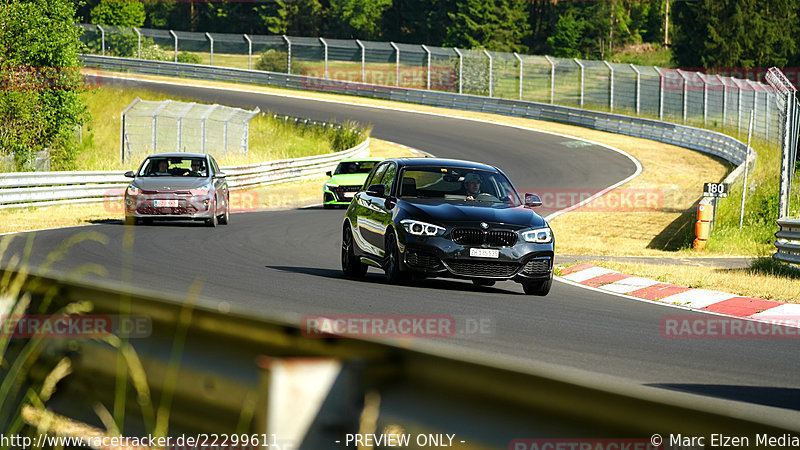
[81,55,752,166]
[7,267,798,443]
[774,218,800,265]
[0,137,368,209]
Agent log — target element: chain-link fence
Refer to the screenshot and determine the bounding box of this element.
[120,98,259,162]
[81,24,784,148]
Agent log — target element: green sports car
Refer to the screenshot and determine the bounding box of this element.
[323,157,383,208]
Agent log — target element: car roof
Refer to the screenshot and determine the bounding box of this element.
[387,157,499,171]
[146,152,209,159]
[339,156,384,163]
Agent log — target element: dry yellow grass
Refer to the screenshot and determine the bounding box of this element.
[590,260,800,304]
[0,139,416,234]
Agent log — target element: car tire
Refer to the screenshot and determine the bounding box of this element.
[124,216,136,226]
[522,276,552,296]
[206,201,218,227]
[219,197,230,225]
[384,231,410,284]
[472,279,495,287]
[342,225,367,278]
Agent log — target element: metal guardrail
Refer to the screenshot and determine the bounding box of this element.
[8,267,797,445]
[774,218,800,265]
[81,55,752,167]
[0,136,369,209]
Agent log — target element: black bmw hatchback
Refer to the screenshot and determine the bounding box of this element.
[342,158,554,295]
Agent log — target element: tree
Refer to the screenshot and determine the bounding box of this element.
[327,0,393,39]
[547,12,583,58]
[0,0,88,170]
[444,0,530,52]
[90,0,145,27]
[672,0,797,69]
[266,0,324,36]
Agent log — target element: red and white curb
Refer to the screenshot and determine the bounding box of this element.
[558,263,796,322]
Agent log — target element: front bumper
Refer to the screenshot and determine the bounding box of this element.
[324,186,359,205]
[125,194,215,220]
[399,233,554,281]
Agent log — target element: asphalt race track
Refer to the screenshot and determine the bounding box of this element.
[5,78,800,421]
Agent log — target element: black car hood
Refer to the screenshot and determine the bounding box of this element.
[399,199,547,229]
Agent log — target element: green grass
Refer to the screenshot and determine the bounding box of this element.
[76,87,368,171]
[610,44,675,67]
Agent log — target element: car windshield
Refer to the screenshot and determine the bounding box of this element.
[139,157,208,177]
[335,161,377,175]
[398,166,522,206]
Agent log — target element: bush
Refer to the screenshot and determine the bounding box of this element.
[177,51,202,64]
[140,43,171,62]
[256,49,288,73]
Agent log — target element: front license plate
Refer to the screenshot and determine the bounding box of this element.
[154,199,178,208]
[344,192,355,198]
[470,248,499,258]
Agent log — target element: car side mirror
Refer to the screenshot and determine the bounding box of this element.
[124,171,135,178]
[326,170,332,177]
[524,193,542,208]
[215,172,227,179]
[366,184,386,197]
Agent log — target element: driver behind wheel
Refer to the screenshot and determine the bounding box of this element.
[463,172,482,200]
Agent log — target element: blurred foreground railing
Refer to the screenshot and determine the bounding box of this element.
[6,267,799,447]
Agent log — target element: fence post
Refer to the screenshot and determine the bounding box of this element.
[200,105,218,155]
[356,39,365,83]
[320,38,329,78]
[514,52,523,100]
[678,70,689,124]
[120,97,141,162]
[97,25,105,56]
[243,34,252,70]
[575,59,584,108]
[718,75,727,129]
[390,42,400,87]
[206,32,214,65]
[604,61,614,112]
[483,50,492,98]
[422,45,431,90]
[736,78,743,134]
[151,100,171,153]
[282,35,291,74]
[700,73,708,127]
[545,56,555,105]
[133,27,141,59]
[766,90,770,141]
[454,48,463,94]
[655,66,663,120]
[740,109,754,228]
[630,64,641,115]
[748,81,758,138]
[169,30,178,63]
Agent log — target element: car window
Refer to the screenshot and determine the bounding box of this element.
[365,163,388,189]
[380,163,397,195]
[335,161,377,175]
[398,166,521,205]
[139,157,208,177]
[209,156,220,175]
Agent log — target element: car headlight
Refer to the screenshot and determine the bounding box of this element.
[324,183,338,191]
[401,219,445,237]
[522,227,552,243]
[126,185,140,196]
